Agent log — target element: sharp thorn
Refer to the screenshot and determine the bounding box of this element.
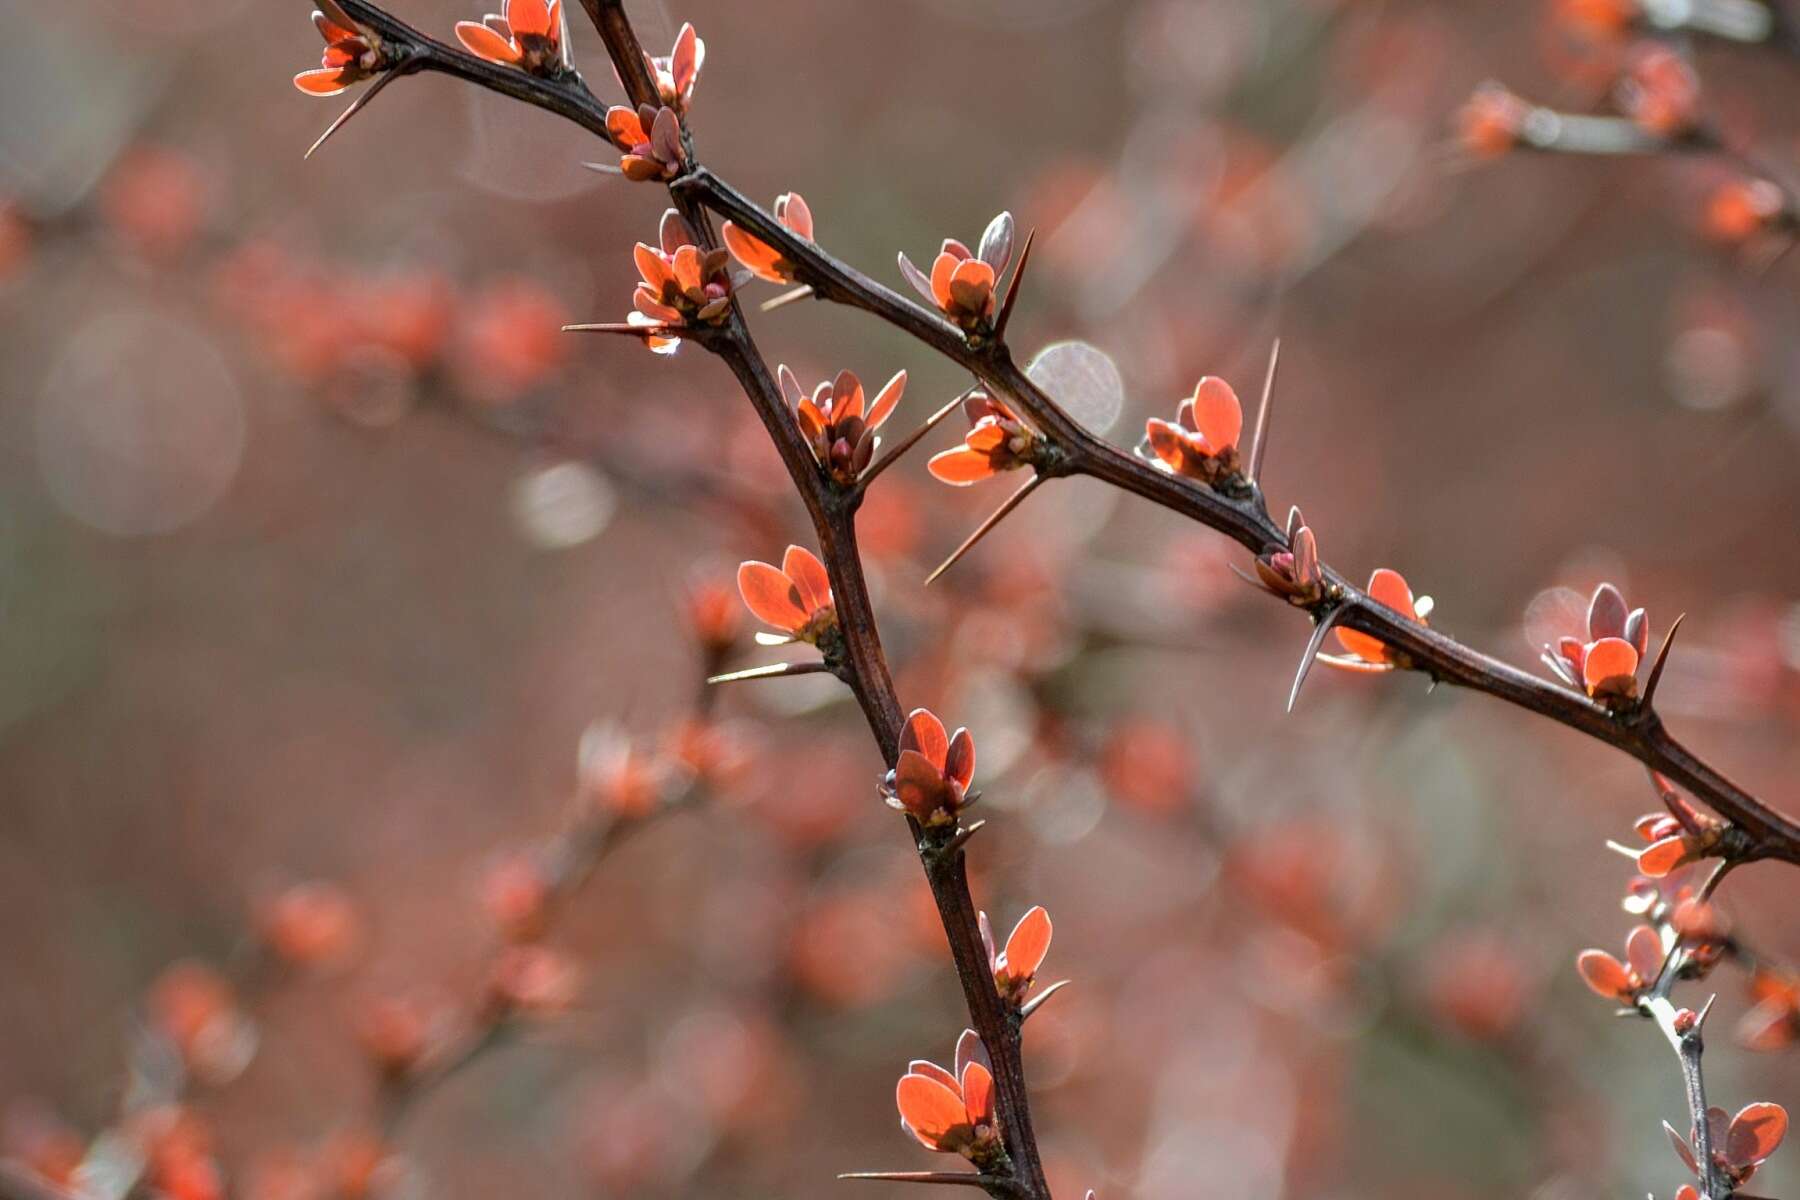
[925,474,1043,586]
[1646,767,1706,837]
[1287,606,1344,713]
[1604,839,1643,860]
[860,386,978,489]
[1641,612,1686,711]
[316,0,358,33]
[1312,652,1393,673]
[580,160,625,175]
[706,661,829,685]
[941,820,986,858]
[1226,561,1265,590]
[1696,993,1718,1027]
[1248,337,1281,484]
[305,69,401,160]
[992,229,1036,343]
[563,321,675,338]
[760,284,815,313]
[839,1172,1020,1193]
[1019,979,1069,1021]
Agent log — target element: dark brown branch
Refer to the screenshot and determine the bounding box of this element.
[704,338,1054,1200]
[567,10,1052,1193]
[672,167,1800,866]
[293,6,1800,1196]
[330,0,613,138]
[576,0,658,108]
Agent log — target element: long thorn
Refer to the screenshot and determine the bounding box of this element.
[580,160,625,175]
[992,229,1036,343]
[925,474,1043,586]
[706,660,830,685]
[760,284,814,313]
[860,386,977,489]
[940,819,986,858]
[1228,561,1286,599]
[564,321,675,337]
[1248,337,1281,484]
[305,69,402,160]
[1646,766,1705,837]
[1640,612,1686,711]
[839,1172,1021,1194]
[1287,605,1344,713]
[1019,979,1069,1021]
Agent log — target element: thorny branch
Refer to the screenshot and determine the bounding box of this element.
[672,169,1800,866]
[291,1,1800,1196]
[582,3,1048,1195]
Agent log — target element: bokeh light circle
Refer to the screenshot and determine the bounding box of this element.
[35,310,247,536]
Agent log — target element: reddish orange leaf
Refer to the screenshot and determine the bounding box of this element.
[1190,376,1242,453]
[928,447,999,486]
[1002,906,1052,982]
[737,561,807,631]
[455,20,522,63]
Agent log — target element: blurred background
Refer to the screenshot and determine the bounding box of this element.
[2,0,1799,1197]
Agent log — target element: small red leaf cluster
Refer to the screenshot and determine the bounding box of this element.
[1144,376,1243,485]
[1576,923,1663,1003]
[1704,178,1793,244]
[1455,84,1533,159]
[737,545,836,644]
[899,212,1015,332]
[604,104,687,181]
[256,880,362,971]
[980,906,1052,1007]
[147,962,258,1086]
[594,27,703,178]
[780,364,905,485]
[1740,965,1800,1051]
[928,392,1039,485]
[1553,0,1640,43]
[1667,1103,1788,1191]
[882,708,976,829]
[896,1030,1002,1166]
[294,0,386,96]
[1630,779,1725,877]
[1323,568,1432,672]
[645,22,704,114]
[1543,581,1648,702]
[1619,45,1700,139]
[455,0,566,76]
[1252,507,1324,606]
[628,209,736,352]
[484,944,580,1019]
[578,721,671,820]
[724,193,814,284]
